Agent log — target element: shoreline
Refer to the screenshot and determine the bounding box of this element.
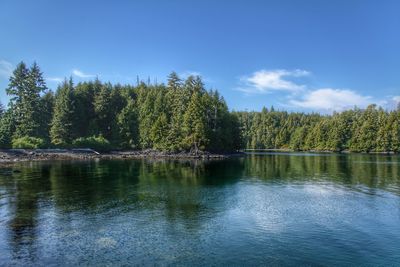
[242,149,399,155]
[0,149,244,164]
[0,148,398,165]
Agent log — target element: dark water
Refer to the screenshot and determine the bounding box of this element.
[0,153,400,266]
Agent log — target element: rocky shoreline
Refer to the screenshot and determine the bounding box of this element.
[0,149,244,164]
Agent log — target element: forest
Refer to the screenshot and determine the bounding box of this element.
[0,62,399,153]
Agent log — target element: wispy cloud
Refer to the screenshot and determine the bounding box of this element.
[0,59,13,79]
[180,70,202,78]
[289,88,372,111]
[179,70,214,83]
[238,69,310,94]
[46,77,63,83]
[393,96,400,103]
[72,69,96,78]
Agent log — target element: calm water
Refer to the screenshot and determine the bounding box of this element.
[0,153,400,266]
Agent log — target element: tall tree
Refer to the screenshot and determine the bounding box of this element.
[0,109,15,148]
[117,96,138,149]
[183,90,208,153]
[39,91,55,142]
[50,79,75,146]
[0,103,4,118]
[6,62,47,138]
[93,82,114,139]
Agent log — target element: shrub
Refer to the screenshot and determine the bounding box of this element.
[12,136,45,149]
[72,135,111,151]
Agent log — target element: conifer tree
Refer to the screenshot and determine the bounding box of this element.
[6,62,47,138]
[183,90,208,153]
[50,78,75,146]
[0,109,15,148]
[389,111,400,152]
[93,82,114,140]
[117,98,138,148]
[39,91,55,142]
[0,103,4,117]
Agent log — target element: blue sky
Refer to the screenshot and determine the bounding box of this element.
[1,0,399,112]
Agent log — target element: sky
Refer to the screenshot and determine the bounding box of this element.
[0,0,399,113]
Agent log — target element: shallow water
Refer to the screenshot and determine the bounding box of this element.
[0,153,399,266]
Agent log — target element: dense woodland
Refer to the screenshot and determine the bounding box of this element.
[0,62,240,152]
[235,106,400,152]
[0,62,399,153]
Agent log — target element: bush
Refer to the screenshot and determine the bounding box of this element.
[12,136,45,149]
[72,135,111,151]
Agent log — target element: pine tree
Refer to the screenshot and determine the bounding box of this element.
[351,105,378,152]
[0,103,4,117]
[39,91,55,142]
[389,111,400,152]
[151,113,169,150]
[137,86,155,148]
[0,109,15,148]
[50,78,75,146]
[289,126,308,151]
[117,98,138,149]
[74,81,98,137]
[376,108,391,152]
[183,90,208,153]
[165,73,189,151]
[6,62,47,138]
[167,71,181,89]
[93,82,113,139]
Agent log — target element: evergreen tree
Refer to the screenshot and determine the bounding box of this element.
[351,105,378,152]
[150,113,169,150]
[389,111,400,152]
[183,90,208,153]
[117,98,138,149]
[0,103,4,117]
[50,79,75,146]
[6,62,47,138]
[376,108,391,152]
[73,81,96,138]
[93,82,115,140]
[39,91,55,142]
[0,109,15,148]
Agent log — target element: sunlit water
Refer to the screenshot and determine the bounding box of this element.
[0,153,399,266]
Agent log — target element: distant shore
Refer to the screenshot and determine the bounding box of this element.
[241,148,399,155]
[0,149,244,164]
[242,148,398,154]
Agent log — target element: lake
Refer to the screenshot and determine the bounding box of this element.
[0,153,399,266]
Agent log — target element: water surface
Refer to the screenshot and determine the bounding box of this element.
[0,153,399,266]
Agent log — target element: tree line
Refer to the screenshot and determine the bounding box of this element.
[0,61,399,153]
[0,62,240,152]
[234,105,400,152]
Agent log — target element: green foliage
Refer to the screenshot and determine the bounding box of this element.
[6,62,47,138]
[235,104,400,153]
[117,98,138,149]
[2,62,400,153]
[11,136,45,149]
[183,90,208,152]
[72,135,111,151]
[0,103,4,117]
[50,79,75,146]
[0,109,15,148]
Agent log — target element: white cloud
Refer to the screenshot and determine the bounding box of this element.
[179,70,214,83]
[290,88,372,111]
[238,69,310,93]
[72,69,96,78]
[0,60,13,79]
[393,96,400,103]
[180,70,201,78]
[46,77,63,83]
